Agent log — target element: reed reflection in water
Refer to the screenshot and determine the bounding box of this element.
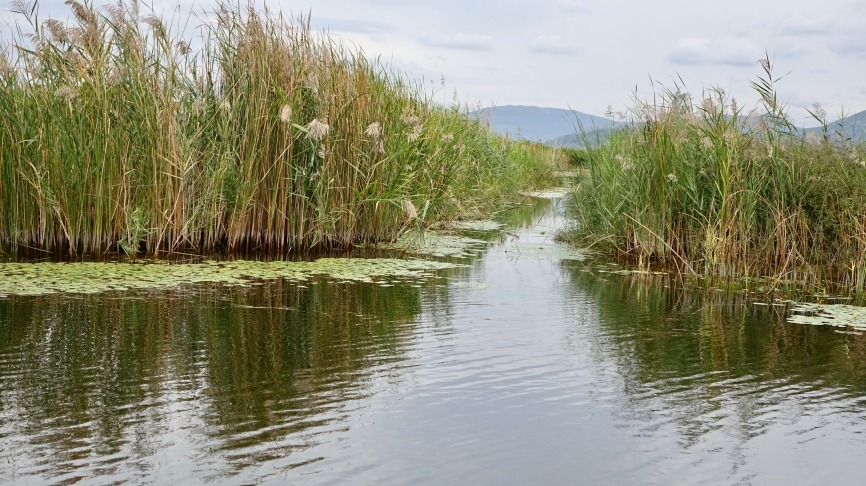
[2,197,866,485]
[563,268,866,484]
[0,275,445,484]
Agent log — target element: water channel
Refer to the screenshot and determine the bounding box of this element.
[2,197,866,485]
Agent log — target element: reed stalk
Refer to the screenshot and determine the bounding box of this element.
[567,55,866,293]
[0,0,560,257]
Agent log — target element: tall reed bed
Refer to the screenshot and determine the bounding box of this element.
[567,57,866,292]
[0,1,557,257]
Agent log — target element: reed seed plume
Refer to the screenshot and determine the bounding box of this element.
[306,119,330,141]
[364,122,381,139]
[403,200,418,220]
[280,105,292,123]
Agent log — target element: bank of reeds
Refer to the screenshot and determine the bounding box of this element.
[567,57,866,292]
[0,1,558,257]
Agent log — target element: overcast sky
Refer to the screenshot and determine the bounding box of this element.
[3,0,865,125]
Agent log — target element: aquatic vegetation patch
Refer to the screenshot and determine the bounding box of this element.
[596,268,668,276]
[0,259,460,297]
[504,242,590,261]
[787,303,866,331]
[379,231,489,258]
[442,220,504,232]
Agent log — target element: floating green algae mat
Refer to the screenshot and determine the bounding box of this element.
[0,258,461,297]
[379,231,489,258]
[442,220,504,232]
[787,303,866,331]
[503,243,590,261]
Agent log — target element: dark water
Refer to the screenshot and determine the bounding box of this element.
[2,199,866,485]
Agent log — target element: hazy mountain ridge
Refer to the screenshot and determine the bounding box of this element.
[803,110,866,142]
[470,105,621,144]
[473,105,866,148]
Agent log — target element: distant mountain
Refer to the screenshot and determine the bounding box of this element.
[545,126,623,149]
[471,105,620,144]
[738,111,866,143]
[471,105,866,148]
[803,110,866,142]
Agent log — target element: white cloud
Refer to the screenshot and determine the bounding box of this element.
[668,37,761,67]
[529,35,583,56]
[423,32,495,51]
[2,0,866,123]
[556,0,591,14]
[828,32,866,58]
[777,15,836,37]
[313,17,395,34]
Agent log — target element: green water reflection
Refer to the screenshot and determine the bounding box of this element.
[0,277,435,482]
[565,265,866,393]
[2,197,866,485]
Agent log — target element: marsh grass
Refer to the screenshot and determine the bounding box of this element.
[567,56,866,293]
[0,0,560,258]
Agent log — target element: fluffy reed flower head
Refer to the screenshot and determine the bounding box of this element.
[44,19,70,44]
[615,154,633,171]
[0,56,13,77]
[175,40,191,56]
[403,200,418,219]
[402,112,420,126]
[702,97,719,115]
[306,118,330,141]
[364,122,381,139]
[279,104,292,124]
[306,73,319,95]
[408,124,423,142]
[192,98,207,116]
[54,85,77,102]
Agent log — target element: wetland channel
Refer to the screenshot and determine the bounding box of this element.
[2,197,866,485]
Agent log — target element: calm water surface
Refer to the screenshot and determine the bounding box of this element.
[2,198,866,485]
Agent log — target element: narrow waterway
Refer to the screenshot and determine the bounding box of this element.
[2,197,866,485]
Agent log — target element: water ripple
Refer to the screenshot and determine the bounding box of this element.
[3,199,866,484]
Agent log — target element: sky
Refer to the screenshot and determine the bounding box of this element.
[3,0,866,125]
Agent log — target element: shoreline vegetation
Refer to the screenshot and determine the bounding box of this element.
[565,56,866,295]
[0,0,562,259]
